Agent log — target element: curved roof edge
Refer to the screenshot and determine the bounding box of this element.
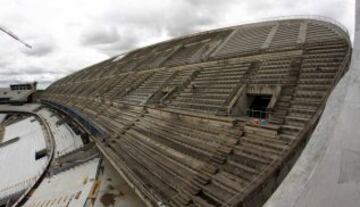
[112,15,351,60]
[57,15,351,87]
[264,4,359,207]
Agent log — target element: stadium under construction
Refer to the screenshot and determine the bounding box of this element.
[0,10,359,207]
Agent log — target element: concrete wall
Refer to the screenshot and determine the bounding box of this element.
[264,2,360,207]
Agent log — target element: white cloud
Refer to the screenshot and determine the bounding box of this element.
[0,0,354,89]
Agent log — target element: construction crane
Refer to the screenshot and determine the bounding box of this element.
[0,25,32,48]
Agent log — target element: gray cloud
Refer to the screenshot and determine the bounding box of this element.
[0,0,354,88]
[0,65,62,75]
[95,35,139,56]
[0,59,9,67]
[0,72,63,89]
[21,35,56,57]
[162,9,215,37]
[83,0,236,56]
[81,26,120,46]
[23,43,55,56]
[102,1,232,37]
[165,0,237,36]
[80,26,140,56]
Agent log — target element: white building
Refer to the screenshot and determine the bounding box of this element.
[0,82,37,104]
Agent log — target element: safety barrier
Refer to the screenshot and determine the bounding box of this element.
[41,100,106,139]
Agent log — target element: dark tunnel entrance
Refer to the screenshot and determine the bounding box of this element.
[247,95,272,119]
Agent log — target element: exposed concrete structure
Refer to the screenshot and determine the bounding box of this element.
[264,2,360,207]
[36,108,84,158]
[0,11,357,207]
[0,114,6,123]
[0,104,145,207]
[23,158,101,207]
[39,18,351,207]
[0,116,48,205]
[94,159,145,207]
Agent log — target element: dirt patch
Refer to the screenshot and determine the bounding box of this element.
[100,193,115,206]
[118,191,125,197]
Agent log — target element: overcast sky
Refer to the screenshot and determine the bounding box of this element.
[0,0,355,89]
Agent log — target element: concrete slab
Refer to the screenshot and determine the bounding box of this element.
[0,114,6,124]
[23,158,100,207]
[0,116,47,201]
[94,159,145,207]
[37,108,83,158]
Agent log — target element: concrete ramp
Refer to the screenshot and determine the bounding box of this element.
[265,2,360,207]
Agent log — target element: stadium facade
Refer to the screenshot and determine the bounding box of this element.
[39,18,351,207]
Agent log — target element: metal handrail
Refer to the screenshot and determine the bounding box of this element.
[41,100,106,138]
[246,108,271,120]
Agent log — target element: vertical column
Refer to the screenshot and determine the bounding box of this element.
[297,21,308,44]
[261,23,279,49]
[209,28,238,57]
